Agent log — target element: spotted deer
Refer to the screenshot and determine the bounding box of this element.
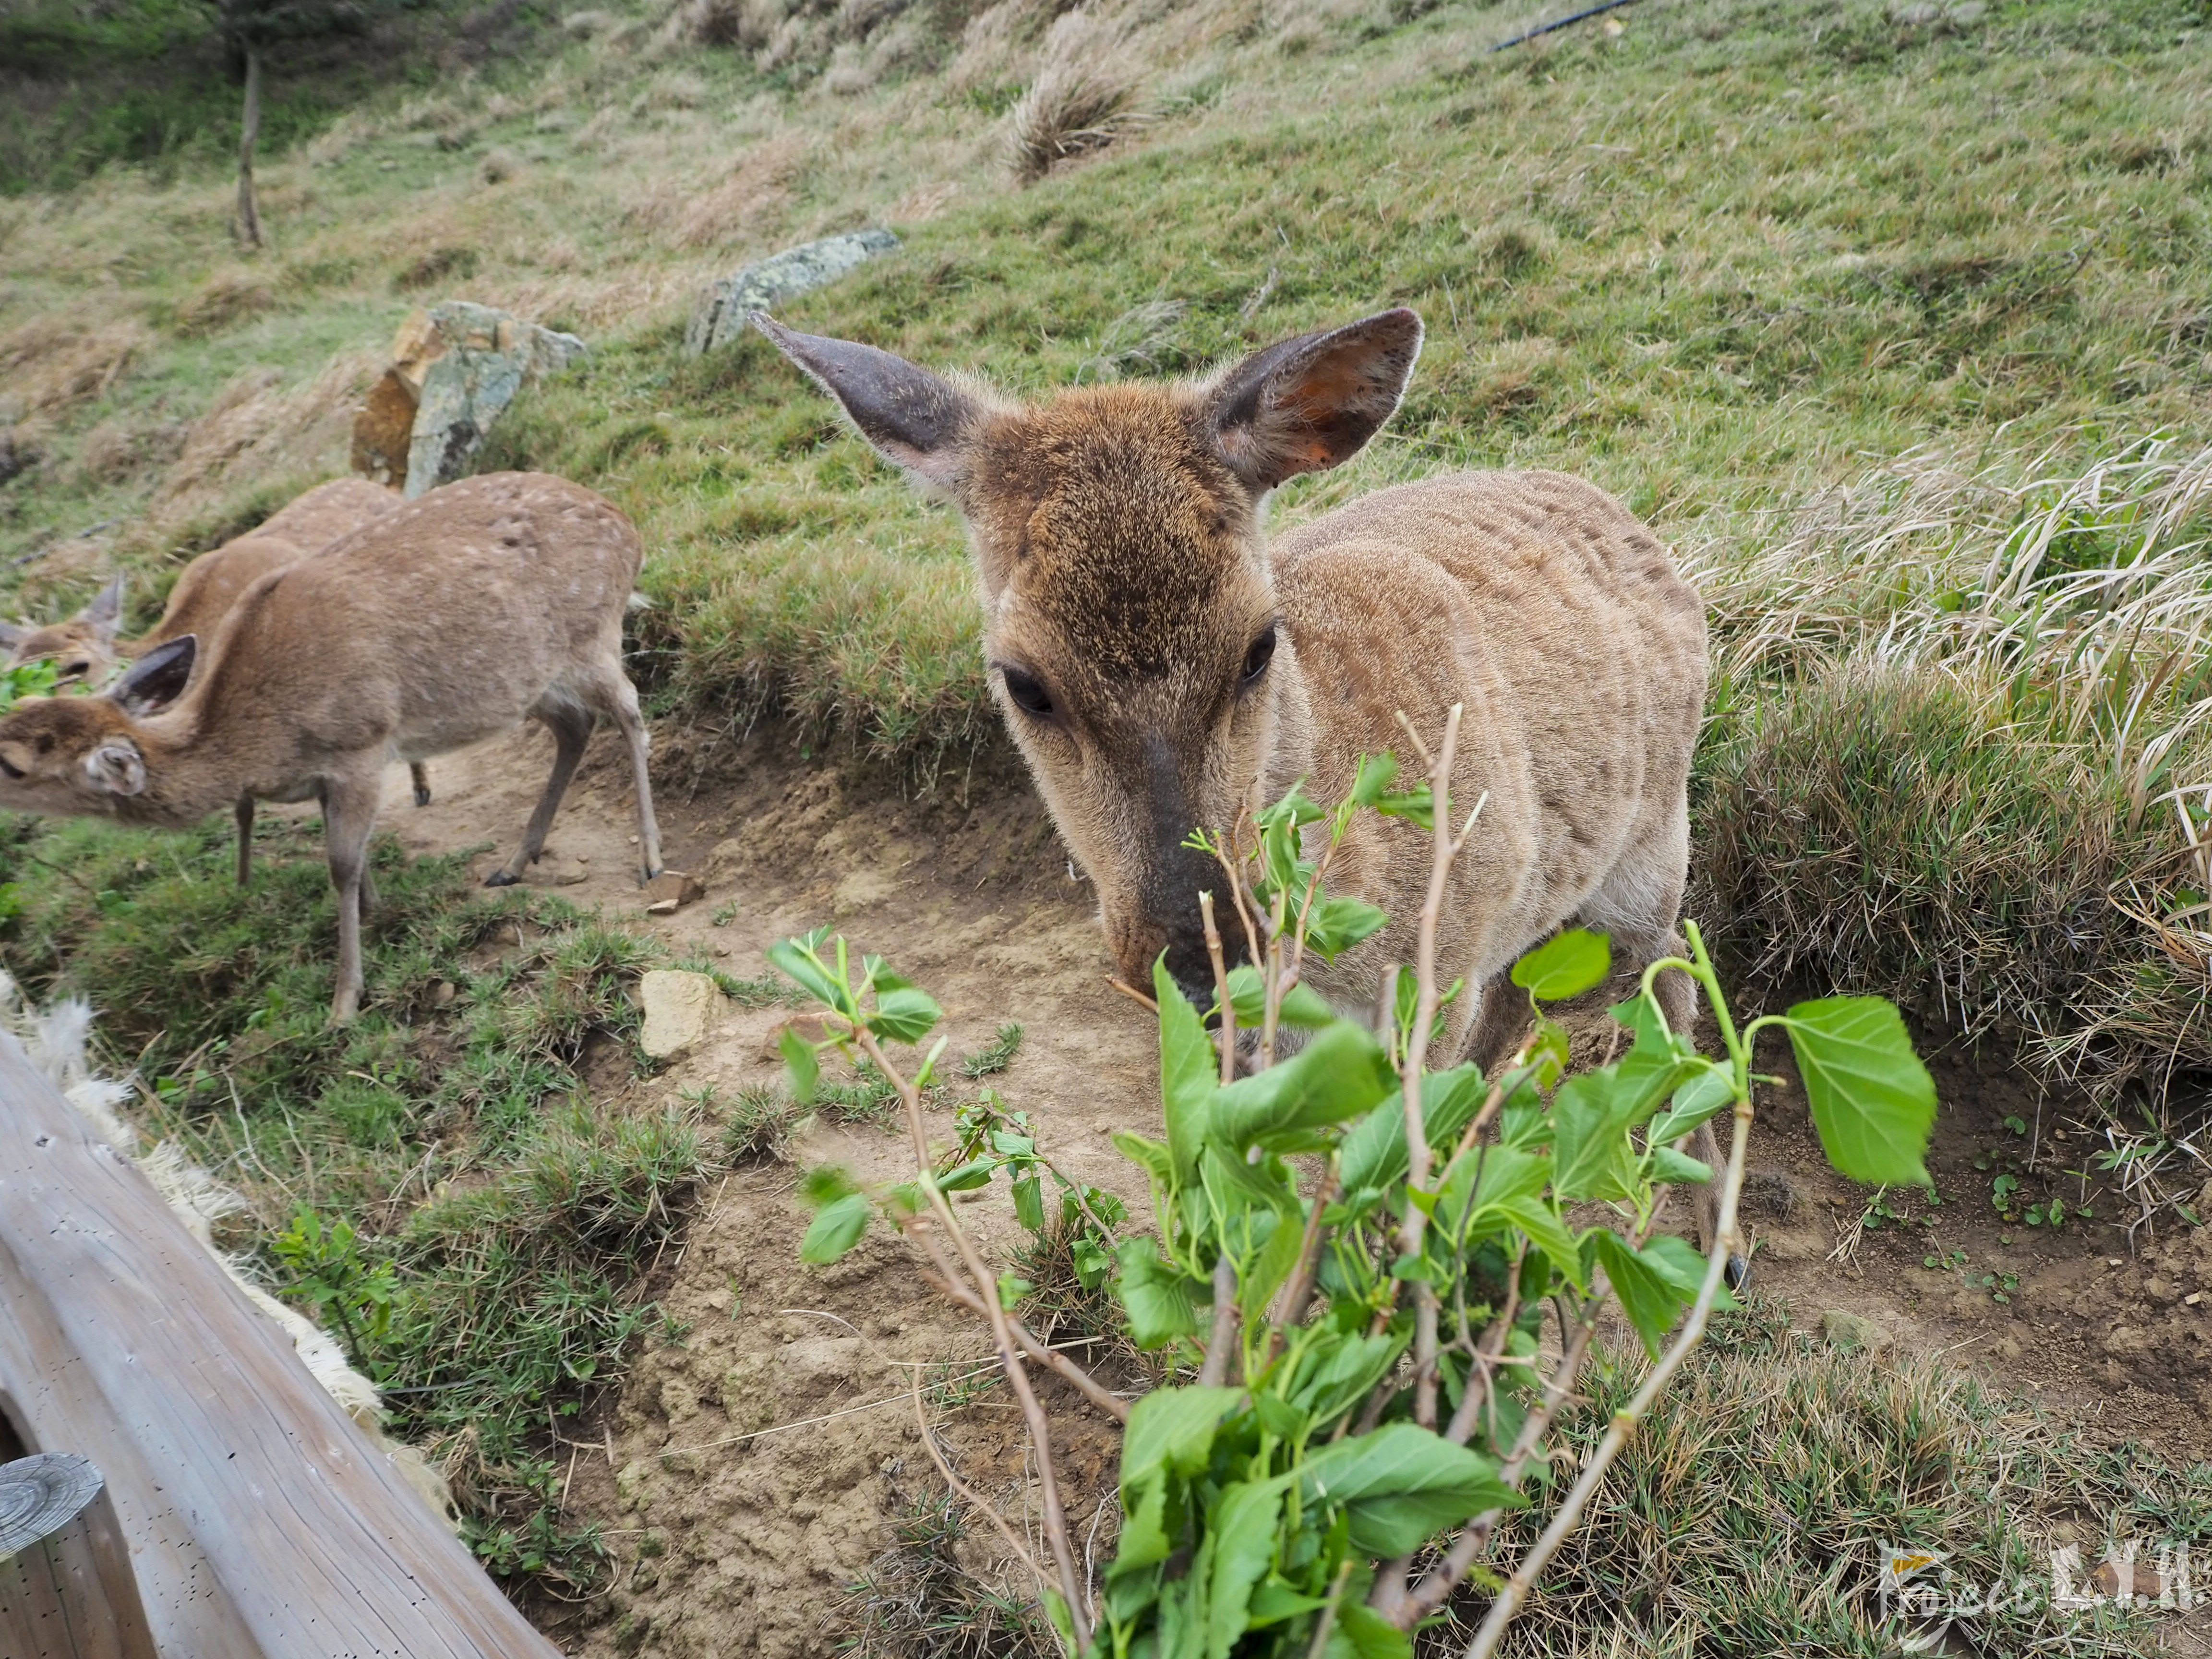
[0,478,436,833]
[755,308,1728,1271]
[0,472,664,1022]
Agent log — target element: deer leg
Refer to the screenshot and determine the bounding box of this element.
[487,706,589,886]
[602,668,663,884]
[233,793,255,887]
[320,770,383,1024]
[410,762,432,808]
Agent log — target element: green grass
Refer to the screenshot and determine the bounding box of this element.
[0,810,707,1587]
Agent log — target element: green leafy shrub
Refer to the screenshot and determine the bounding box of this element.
[773,735,1937,1655]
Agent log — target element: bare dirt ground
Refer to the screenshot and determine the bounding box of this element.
[372,722,2212,1656]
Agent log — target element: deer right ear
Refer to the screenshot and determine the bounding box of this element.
[751,313,980,493]
[83,575,124,645]
[109,635,195,716]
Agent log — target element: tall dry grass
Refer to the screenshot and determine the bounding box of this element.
[1696,436,2212,1132]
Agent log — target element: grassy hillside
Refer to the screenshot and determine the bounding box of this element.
[4,0,2212,1103]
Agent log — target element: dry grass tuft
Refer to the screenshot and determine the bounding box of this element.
[675,131,809,248]
[170,268,279,337]
[0,315,151,424]
[1007,12,1143,182]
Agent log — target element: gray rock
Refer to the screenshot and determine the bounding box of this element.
[684,229,901,359]
[404,301,587,499]
[1820,1308,1894,1356]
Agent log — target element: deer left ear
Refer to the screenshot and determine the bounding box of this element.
[109,636,195,716]
[1203,309,1424,495]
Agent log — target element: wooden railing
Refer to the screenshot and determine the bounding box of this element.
[0,1032,563,1659]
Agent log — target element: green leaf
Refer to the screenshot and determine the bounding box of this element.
[1349,752,1401,806]
[1509,928,1611,1002]
[1589,1232,1690,1358]
[1210,1021,1396,1148]
[1117,1236,1208,1348]
[1288,1330,1407,1425]
[1549,1070,1639,1201]
[1246,1577,1329,1629]
[1112,1130,1175,1189]
[1491,1197,1583,1289]
[1011,1172,1045,1232]
[1785,997,1936,1187]
[1240,1206,1307,1323]
[936,1155,997,1191]
[1155,957,1216,1186]
[1645,1066,1733,1146]
[1640,1233,1735,1312]
[1646,1146,1711,1185]
[1201,1479,1286,1659]
[1298,1425,1519,1556]
[1306,895,1390,961]
[1121,1383,1245,1490]
[800,1191,870,1263]
[1328,1601,1416,1659]
[768,937,850,1016]
[779,1024,820,1105]
[1220,963,1337,1029]
[1373,782,1434,830]
[1339,1063,1487,1194]
[867,983,942,1044]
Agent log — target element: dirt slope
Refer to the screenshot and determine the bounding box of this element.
[371,723,2212,1655]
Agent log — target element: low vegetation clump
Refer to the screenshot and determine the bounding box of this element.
[0,808,702,1586]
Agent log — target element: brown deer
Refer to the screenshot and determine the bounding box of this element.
[0,479,435,828]
[0,472,664,1022]
[754,309,1730,1274]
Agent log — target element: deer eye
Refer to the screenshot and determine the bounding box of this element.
[1241,627,1277,687]
[59,660,89,682]
[999,665,1055,719]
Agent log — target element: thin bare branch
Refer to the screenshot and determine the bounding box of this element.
[856,1023,1093,1650]
[1106,976,1160,1014]
[1400,702,1464,1432]
[1458,1097,1755,1658]
[1201,890,1236,1086]
[908,1364,1049,1588]
[917,1257,1130,1423]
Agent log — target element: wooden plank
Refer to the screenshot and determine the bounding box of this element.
[0,1032,565,1659]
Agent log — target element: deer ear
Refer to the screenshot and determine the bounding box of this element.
[84,739,146,797]
[110,635,195,716]
[0,619,24,651]
[1204,309,1424,494]
[751,313,981,493]
[83,575,124,644]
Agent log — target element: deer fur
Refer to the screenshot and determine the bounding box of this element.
[755,308,1731,1271]
[0,472,664,1022]
[0,479,435,837]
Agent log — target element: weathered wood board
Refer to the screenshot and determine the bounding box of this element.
[0,1032,564,1658]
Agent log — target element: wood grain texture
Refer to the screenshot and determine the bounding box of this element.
[0,1032,563,1659]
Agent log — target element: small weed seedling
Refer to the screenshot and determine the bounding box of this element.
[770,715,1937,1656]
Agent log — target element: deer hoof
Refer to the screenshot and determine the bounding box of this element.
[414,786,432,808]
[1724,1253,1750,1294]
[484,869,521,888]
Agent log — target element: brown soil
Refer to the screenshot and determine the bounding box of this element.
[371,723,2212,1656]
